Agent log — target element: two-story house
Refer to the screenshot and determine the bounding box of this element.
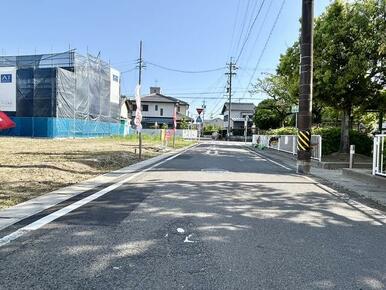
[221,102,255,135]
[128,87,192,129]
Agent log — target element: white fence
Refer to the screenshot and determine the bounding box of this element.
[373,134,386,177]
[252,134,322,162]
[138,129,198,140]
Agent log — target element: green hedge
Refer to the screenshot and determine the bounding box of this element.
[266,127,297,135]
[265,127,373,156]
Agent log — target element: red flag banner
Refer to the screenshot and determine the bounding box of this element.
[0,111,15,130]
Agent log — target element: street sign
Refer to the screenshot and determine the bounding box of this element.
[291,105,299,113]
[196,108,203,115]
[196,116,202,123]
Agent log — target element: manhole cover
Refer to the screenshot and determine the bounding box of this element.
[201,168,229,173]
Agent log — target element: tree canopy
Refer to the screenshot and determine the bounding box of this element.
[251,0,386,152]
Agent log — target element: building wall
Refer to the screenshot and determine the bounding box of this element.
[223,109,254,128]
[141,102,176,118]
[179,104,188,115]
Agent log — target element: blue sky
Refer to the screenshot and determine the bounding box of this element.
[2,0,330,118]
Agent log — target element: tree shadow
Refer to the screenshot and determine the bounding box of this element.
[0,178,385,289]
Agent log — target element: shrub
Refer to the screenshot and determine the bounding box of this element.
[313,127,373,156]
[266,127,297,135]
[313,127,341,155]
[349,130,373,156]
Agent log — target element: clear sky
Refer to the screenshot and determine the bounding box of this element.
[2,0,330,119]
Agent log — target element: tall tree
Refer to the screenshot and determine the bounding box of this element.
[250,74,294,127]
[313,0,383,152]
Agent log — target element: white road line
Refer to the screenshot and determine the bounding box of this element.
[0,146,195,247]
[246,148,292,171]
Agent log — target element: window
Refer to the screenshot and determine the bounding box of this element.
[160,108,163,116]
[155,105,158,111]
[177,106,180,113]
[142,105,149,111]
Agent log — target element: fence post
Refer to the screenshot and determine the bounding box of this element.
[319,135,322,162]
[293,136,296,155]
[372,137,378,175]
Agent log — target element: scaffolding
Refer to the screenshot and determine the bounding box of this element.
[0,50,122,137]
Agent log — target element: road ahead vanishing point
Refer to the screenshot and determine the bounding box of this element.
[1,142,385,289]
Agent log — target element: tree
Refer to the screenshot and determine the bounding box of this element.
[180,117,189,129]
[313,0,384,152]
[253,99,283,130]
[250,74,294,127]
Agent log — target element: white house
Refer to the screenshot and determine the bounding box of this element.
[221,102,255,135]
[128,87,192,129]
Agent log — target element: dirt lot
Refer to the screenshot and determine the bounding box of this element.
[0,136,193,208]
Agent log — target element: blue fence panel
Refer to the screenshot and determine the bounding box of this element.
[0,117,124,138]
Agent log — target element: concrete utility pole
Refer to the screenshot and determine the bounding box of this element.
[297,0,314,174]
[137,40,144,160]
[225,58,237,140]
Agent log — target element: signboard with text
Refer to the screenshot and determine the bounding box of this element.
[0,67,17,111]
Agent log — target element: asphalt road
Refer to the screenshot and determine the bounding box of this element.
[0,142,386,289]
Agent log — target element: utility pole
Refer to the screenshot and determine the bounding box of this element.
[136,40,144,160]
[297,0,314,174]
[202,100,206,130]
[225,58,237,140]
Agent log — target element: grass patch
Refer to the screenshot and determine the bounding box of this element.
[0,135,195,208]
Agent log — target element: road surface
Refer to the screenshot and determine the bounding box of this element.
[0,142,385,289]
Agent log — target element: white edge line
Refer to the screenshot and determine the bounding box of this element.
[246,147,292,171]
[0,144,196,247]
[301,175,386,223]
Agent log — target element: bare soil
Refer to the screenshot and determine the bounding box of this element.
[322,152,372,163]
[0,137,192,208]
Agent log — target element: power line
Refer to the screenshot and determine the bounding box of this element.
[121,67,137,74]
[146,61,225,74]
[241,0,286,100]
[235,0,274,84]
[165,90,248,96]
[235,0,266,63]
[227,0,242,58]
[173,96,264,100]
[233,0,252,55]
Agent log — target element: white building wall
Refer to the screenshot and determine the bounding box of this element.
[142,102,175,118]
[223,109,254,128]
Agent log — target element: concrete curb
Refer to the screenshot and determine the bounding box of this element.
[0,143,198,231]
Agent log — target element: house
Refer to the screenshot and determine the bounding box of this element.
[128,87,192,129]
[204,117,224,129]
[221,102,255,135]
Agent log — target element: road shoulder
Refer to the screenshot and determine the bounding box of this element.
[248,146,386,212]
[0,144,197,231]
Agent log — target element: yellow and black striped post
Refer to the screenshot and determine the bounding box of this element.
[297,130,311,152]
